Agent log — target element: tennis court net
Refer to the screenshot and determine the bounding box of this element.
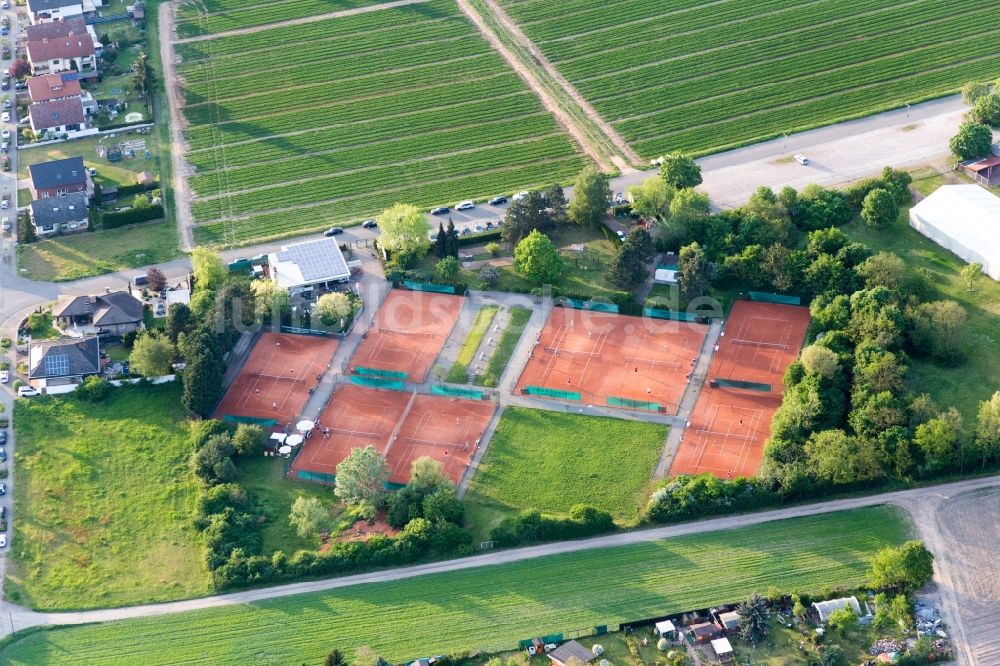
[326,426,382,439]
[405,436,471,450]
[729,338,789,350]
[242,371,307,384]
[377,327,436,338]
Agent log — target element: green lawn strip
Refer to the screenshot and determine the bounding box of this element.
[15,221,180,282]
[447,305,499,383]
[8,384,211,610]
[17,134,160,189]
[235,457,343,554]
[24,312,59,340]
[473,306,531,387]
[0,506,909,664]
[465,408,666,520]
[845,185,1000,419]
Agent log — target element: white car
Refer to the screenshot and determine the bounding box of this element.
[0,370,8,383]
[1,111,8,122]
[455,200,475,211]
[1,216,9,231]
[0,534,6,548]
[616,230,626,241]
[0,128,9,139]
[511,190,530,202]
[794,154,809,165]
[0,198,8,209]
[17,385,38,397]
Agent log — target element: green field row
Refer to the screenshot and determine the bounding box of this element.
[0,506,910,664]
[191,156,587,245]
[176,0,413,37]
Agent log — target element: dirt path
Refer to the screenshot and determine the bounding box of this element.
[158,1,196,251]
[454,0,613,172]
[173,0,433,44]
[477,0,642,171]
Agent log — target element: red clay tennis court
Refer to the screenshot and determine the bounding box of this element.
[670,300,811,479]
[214,332,339,426]
[385,395,495,485]
[290,385,411,480]
[516,307,708,413]
[350,290,463,382]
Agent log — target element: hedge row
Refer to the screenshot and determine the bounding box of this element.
[98,204,164,229]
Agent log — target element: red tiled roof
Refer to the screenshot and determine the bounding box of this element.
[27,72,81,103]
[29,97,85,130]
[24,16,87,41]
[26,30,95,63]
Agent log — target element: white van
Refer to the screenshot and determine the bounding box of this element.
[17,386,39,397]
[794,154,810,165]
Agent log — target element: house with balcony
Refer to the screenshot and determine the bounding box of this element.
[25,0,103,24]
[29,96,88,137]
[29,191,89,236]
[26,20,98,80]
[28,156,93,199]
[25,17,101,56]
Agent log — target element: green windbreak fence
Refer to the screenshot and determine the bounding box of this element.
[607,395,660,412]
[280,325,333,337]
[565,298,618,313]
[748,291,801,305]
[350,375,406,391]
[355,366,407,379]
[644,307,700,322]
[432,384,487,400]
[711,378,772,392]
[222,414,278,427]
[520,634,564,649]
[404,281,456,294]
[524,385,581,401]
[296,470,335,483]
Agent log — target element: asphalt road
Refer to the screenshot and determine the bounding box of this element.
[0,474,992,640]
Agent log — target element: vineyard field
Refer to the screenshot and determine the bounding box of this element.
[499,0,1000,159]
[0,506,910,664]
[175,0,587,246]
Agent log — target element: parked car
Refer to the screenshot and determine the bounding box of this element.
[0,448,6,462]
[488,195,508,206]
[1,141,8,152]
[430,206,449,215]
[13,81,25,91]
[474,224,484,233]
[794,154,809,165]
[456,200,475,211]
[512,191,529,202]
[134,273,148,286]
[323,226,344,236]
[1,217,10,232]
[0,82,8,92]
[361,219,377,229]
[0,534,6,549]
[17,386,38,397]
[0,432,6,445]
[616,230,626,241]
[1,197,9,209]
[1,0,8,9]
[0,128,9,139]
[0,483,7,496]
[155,303,166,316]
[460,227,471,236]
[485,221,494,229]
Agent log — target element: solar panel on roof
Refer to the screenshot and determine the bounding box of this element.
[44,353,69,376]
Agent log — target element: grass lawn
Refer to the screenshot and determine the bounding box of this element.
[474,306,531,387]
[235,457,342,555]
[17,132,160,190]
[464,407,667,523]
[0,506,910,665]
[103,342,131,363]
[447,305,498,383]
[8,383,211,610]
[16,221,180,282]
[16,188,30,208]
[23,312,59,340]
[845,177,1000,419]
[143,308,165,331]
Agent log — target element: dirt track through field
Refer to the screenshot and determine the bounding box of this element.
[173,0,434,44]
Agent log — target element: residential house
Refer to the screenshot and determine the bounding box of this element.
[27,71,82,102]
[546,641,596,666]
[29,191,89,236]
[718,611,741,634]
[28,336,101,388]
[26,0,84,24]
[54,290,144,334]
[25,18,98,79]
[28,156,92,199]
[24,16,101,55]
[29,96,87,136]
[688,622,721,644]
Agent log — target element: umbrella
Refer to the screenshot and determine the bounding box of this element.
[286,434,303,447]
[296,420,315,432]
[269,432,287,444]
[278,445,292,455]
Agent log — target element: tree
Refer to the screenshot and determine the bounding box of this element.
[485,241,501,257]
[191,247,226,291]
[544,183,569,226]
[960,262,983,292]
[76,375,111,402]
[181,328,224,418]
[677,241,711,303]
[825,607,856,635]
[478,264,499,287]
[857,252,907,292]
[627,177,673,219]
[436,256,460,280]
[191,433,236,483]
[146,267,167,293]
[423,487,464,525]
[334,445,390,505]
[129,331,175,377]
[868,540,935,592]
[8,59,29,80]
[17,214,37,244]
[804,429,879,485]
[949,121,994,160]
[315,292,352,325]
[800,344,840,378]
[568,166,611,227]
[860,187,897,229]
[970,93,1000,127]
[445,218,460,258]
[513,230,562,283]
[502,190,552,244]
[605,228,654,288]
[667,188,711,241]
[325,649,348,666]
[975,391,1000,469]
[820,644,846,666]
[379,203,431,255]
[232,423,266,456]
[409,455,449,492]
[250,279,290,322]
[131,48,153,98]
[961,81,991,105]
[659,153,702,189]
[736,592,769,644]
[434,222,447,258]
[907,300,968,365]
[288,496,328,539]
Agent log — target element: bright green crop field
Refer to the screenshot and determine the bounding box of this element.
[499,0,1000,158]
[8,384,211,610]
[465,407,667,520]
[0,506,910,664]
[175,0,587,246]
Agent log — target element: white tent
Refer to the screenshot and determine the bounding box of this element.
[909,185,1000,280]
[812,596,862,622]
[654,620,675,636]
[654,268,678,284]
[710,637,733,657]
